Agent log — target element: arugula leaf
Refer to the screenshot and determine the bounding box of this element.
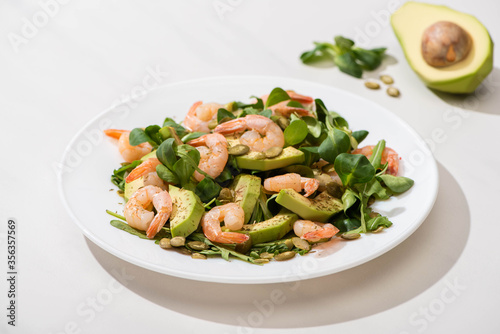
[190,233,259,264]
[181,132,205,143]
[369,140,386,170]
[352,48,383,70]
[129,128,155,146]
[334,36,355,51]
[163,117,188,138]
[233,97,264,110]
[334,52,363,78]
[352,130,369,145]
[300,35,386,78]
[302,116,322,138]
[300,43,332,63]
[195,177,222,203]
[342,189,358,212]
[284,119,308,146]
[156,138,177,170]
[334,153,375,187]
[333,217,361,233]
[110,220,171,240]
[318,128,351,163]
[156,164,180,184]
[265,88,290,108]
[144,125,162,145]
[111,160,142,191]
[217,108,236,123]
[377,174,414,193]
[259,109,273,118]
[367,215,392,231]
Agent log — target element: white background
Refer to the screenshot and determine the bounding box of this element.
[1,0,499,333]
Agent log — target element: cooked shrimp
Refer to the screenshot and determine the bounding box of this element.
[201,203,249,244]
[188,133,229,182]
[183,101,223,133]
[125,158,162,183]
[261,90,315,118]
[214,115,284,152]
[104,129,153,163]
[352,145,400,176]
[264,173,319,197]
[123,185,172,239]
[293,220,339,242]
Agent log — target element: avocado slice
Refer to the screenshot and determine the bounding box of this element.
[239,209,297,245]
[391,2,493,93]
[230,174,261,224]
[123,150,158,201]
[169,185,204,238]
[235,147,304,171]
[275,190,342,223]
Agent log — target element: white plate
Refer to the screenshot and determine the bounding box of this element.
[58,76,438,284]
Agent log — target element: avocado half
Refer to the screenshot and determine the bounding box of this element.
[391,2,493,93]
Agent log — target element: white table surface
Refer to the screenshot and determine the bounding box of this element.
[1,0,499,333]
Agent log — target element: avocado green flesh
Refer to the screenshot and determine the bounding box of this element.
[391,1,493,93]
[240,210,297,245]
[235,147,304,171]
[123,150,158,201]
[169,185,204,238]
[230,174,262,224]
[276,190,342,223]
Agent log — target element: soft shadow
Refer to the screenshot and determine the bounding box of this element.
[363,54,399,79]
[87,162,469,328]
[430,67,500,115]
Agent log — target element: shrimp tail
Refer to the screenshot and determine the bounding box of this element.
[214,232,249,244]
[125,158,161,183]
[146,211,170,239]
[213,118,247,135]
[187,136,206,147]
[301,224,339,242]
[301,177,320,197]
[104,129,128,139]
[270,105,314,118]
[287,91,314,104]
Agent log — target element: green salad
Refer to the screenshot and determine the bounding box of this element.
[105,87,414,265]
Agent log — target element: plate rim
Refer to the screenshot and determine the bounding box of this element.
[57,75,439,284]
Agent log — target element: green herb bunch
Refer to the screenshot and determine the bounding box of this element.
[300,36,387,78]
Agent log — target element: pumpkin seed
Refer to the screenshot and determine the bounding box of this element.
[276,116,290,130]
[365,81,380,90]
[341,233,361,240]
[170,236,186,247]
[326,182,343,198]
[284,239,294,250]
[228,144,250,156]
[218,116,233,124]
[380,75,394,84]
[159,238,172,249]
[254,152,266,160]
[292,237,310,251]
[254,258,270,264]
[187,241,209,251]
[207,119,218,130]
[372,226,385,233]
[260,252,274,259]
[322,164,336,173]
[274,251,296,261]
[387,87,400,97]
[218,188,234,202]
[264,147,283,158]
[191,253,207,260]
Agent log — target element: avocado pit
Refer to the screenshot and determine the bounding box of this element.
[421,21,472,67]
